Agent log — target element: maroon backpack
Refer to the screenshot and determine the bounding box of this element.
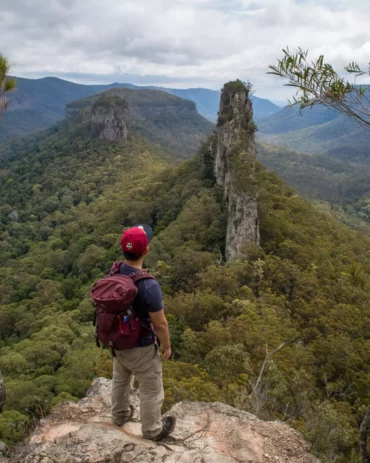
[90,261,154,355]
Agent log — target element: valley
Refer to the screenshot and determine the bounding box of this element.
[1,81,370,462]
[256,99,370,231]
[258,100,370,164]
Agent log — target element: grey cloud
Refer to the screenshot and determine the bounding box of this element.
[0,0,369,99]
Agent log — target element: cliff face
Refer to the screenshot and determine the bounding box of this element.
[4,378,318,463]
[91,96,130,142]
[66,95,130,142]
[211,81,260,261]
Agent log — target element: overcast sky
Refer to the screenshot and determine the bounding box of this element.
[1,0,369,100]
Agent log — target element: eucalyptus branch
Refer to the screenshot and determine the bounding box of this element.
[0,54,17,120]
[360,407,370,463]
[268,48,370,131]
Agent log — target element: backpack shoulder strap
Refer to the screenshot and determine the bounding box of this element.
[131,269,155,284]
[109,260,125,276]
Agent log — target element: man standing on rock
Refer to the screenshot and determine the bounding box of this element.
[94,225,175,440]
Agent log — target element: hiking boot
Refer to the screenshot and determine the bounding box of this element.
[112,404,134,427]
[153,416,176,441]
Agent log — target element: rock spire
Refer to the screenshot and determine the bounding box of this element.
[211,80,260,261]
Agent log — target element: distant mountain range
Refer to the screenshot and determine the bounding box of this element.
[160,87,280,122]
[258,102,370,161]
[0,77,280,140]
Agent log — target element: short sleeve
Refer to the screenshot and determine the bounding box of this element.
[144,280,164,313]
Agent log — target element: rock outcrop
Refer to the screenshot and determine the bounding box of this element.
[6,378,318,463]
[66,95,130,142]
[210,80,260,261]
[90,96,130,142]
[87,95,131,142]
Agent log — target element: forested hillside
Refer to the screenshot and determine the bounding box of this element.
[0,88,213,162]
[2,87,370,462]
[258,104,370,159]
[65,88,213,158]
[258,104,340,134]
[254,100,370,231]
[257,142,370,232]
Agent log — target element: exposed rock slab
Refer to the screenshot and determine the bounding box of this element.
[7,378,319,463]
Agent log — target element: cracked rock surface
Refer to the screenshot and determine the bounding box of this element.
[7,378,319,463]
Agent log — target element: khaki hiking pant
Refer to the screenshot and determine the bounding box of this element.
[111,343,164,439]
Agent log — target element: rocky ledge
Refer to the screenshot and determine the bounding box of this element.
[3,378,319,463]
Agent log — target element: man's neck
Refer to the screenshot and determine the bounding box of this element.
[124,259,144,270]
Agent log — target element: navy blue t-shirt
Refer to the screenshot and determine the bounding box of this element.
[119,263,163,347]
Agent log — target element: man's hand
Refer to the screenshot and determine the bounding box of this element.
[149,309,171,361]
[162,346,172,361]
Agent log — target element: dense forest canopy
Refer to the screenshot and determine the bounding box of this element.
[257,141,370,234]
[1,88,370,463]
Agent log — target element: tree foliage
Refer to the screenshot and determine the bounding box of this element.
[0,55,16,119]
[268,48,370,130]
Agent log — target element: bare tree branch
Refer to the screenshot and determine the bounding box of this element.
[0,368,6,413]
[360,407,370,463]
[250,342,286,398]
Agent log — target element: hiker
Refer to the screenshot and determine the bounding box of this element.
[91,225,175,440]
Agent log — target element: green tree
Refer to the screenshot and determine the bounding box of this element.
[0,54,16,119]
[0,54,16,415]
[268,48,370,130]
[0,410,29,445]
[162,361,220,410]
[205,344,251,403]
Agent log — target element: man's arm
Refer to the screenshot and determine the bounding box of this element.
[149,309,171,361]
